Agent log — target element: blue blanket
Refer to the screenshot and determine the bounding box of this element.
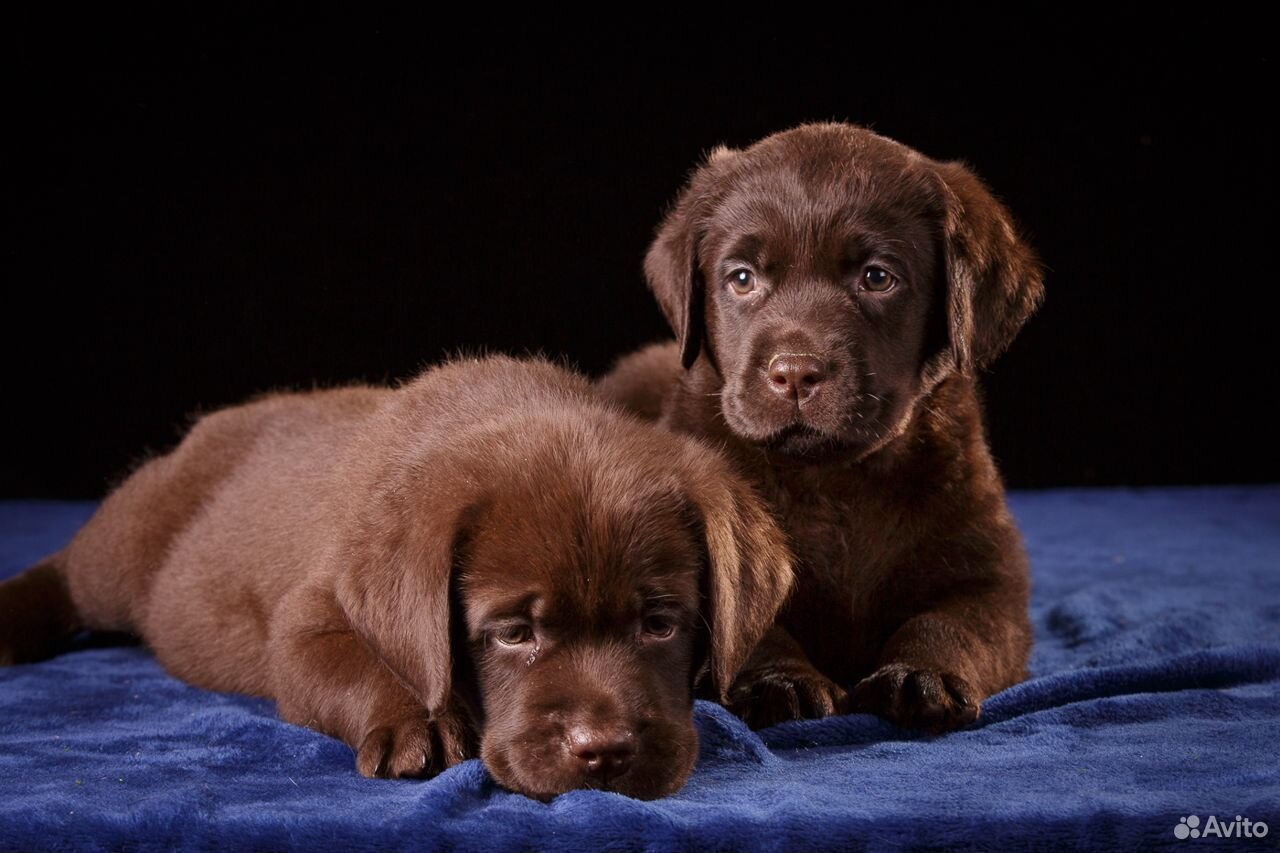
[2,487,1277,852]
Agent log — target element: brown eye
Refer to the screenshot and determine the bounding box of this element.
[641,614,676,639]
[863,266,898,293]
[493,624,533,647]
[728,268,755,295]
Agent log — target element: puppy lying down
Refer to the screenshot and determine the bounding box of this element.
[0,356,794,799]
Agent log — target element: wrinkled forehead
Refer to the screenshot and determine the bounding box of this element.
[459,487,703,627]
[703,144,942,269]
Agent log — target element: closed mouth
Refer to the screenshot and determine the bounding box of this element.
[763,422,836,452]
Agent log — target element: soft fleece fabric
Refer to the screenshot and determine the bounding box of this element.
[1,487,1277,852]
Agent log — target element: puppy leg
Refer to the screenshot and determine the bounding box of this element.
[269,586,475,779]
[849,592,1030,733]
[725,625,847,729]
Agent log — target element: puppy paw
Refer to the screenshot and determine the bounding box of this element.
[727,665,848,729]
[355,710,474,779]
[849,664,979,733]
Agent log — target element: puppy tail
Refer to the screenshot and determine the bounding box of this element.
[0,554,82,665]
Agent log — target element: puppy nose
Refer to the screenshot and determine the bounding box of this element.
[567,725,636,780]
[768,354,827,402]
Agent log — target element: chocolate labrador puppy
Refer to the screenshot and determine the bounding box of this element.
[0,356,793,799]
[599,122,1044,732]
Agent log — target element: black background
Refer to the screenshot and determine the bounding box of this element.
[4,16,1273,497]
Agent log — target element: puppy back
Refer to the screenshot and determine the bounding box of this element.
[61,384,389,632]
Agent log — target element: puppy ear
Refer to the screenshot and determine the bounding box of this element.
[683,449,794,701]
[933,160,1045,371]
[645,146,738,370]
[334,492,477,718]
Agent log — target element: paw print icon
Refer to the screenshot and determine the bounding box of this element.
[1174,815,1201,839]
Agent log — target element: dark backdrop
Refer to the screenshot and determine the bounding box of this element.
[4,17,1273,497]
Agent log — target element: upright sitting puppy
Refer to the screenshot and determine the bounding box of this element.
[599,123,1044,732]
[0,356,793,799]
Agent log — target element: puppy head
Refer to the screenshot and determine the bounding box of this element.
[338,415,792,800]
[647,122,1044,459]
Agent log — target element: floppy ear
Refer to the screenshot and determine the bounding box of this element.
[933,159,1045,372]
[682,449,795,701]
[645,145,739,370]
[334,489,477,718]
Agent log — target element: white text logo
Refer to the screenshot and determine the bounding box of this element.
[1174,815,1269,840]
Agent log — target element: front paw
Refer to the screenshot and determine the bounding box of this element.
[355,709,474,779]
[849,664,979,733]
[727,665,848,730]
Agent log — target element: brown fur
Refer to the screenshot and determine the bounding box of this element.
[599,123,1043,732]
[0,356,793,799]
